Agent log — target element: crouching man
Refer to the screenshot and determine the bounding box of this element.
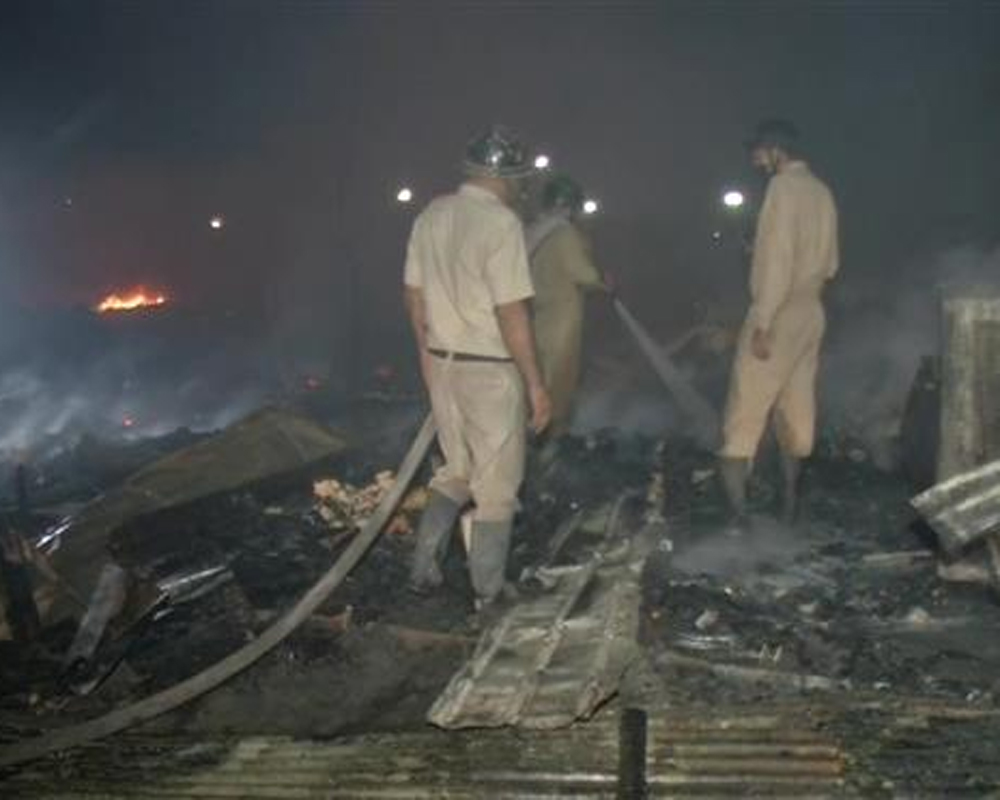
[403,126,551,613]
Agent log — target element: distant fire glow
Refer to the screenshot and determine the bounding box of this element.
[95,289,168,313]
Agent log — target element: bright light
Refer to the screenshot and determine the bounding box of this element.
[396,187,414,204]
[722,190,745,209]
[534,154,551,170]
[209,215,225,230]
[582,199,599,215]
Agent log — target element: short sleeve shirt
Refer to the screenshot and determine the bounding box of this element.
[748,161,839,332]
[404,183,534,357]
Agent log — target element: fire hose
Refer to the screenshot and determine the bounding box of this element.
[0,414,437,769]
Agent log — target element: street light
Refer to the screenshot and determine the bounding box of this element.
[209,215,225,230]
[582,198,599,215]
[722,190,745,209]
[396,187,414,204]
[534,154,551,170]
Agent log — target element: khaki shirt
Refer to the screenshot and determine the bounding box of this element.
[748,161,839,333]
[404,183,534,358]
[530,222,603,318]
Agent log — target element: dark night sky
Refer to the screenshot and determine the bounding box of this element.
[1,0,998,351]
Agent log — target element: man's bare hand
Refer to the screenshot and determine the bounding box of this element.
[528,383,552,434]
[751,328,772,360]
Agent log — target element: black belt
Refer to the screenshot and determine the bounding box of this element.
[428,348,512,363]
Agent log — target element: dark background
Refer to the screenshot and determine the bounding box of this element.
[1,0,998,448]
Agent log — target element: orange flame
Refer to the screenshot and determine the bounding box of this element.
[95,288,168,313]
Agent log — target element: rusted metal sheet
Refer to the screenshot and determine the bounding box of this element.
[428,501,647,730]
[0,706,847,799]
[912,458,1000,554]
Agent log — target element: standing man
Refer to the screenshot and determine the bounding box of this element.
[404,126,551,612]
[718,119,839,526]
[525,174,612,437]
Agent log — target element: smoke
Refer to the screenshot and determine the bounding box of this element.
[821,243,1000,464]
[673,516,810,579]
[568,243,1000,462]
[0,307,279,461]
[573,385,677,437]
[570,340,683,437]
[569,315,731,439]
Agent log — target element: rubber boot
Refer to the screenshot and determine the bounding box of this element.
[469,519,513,607]
[780,453,802,525]
[408,490,461,593]
[718,457,750,535]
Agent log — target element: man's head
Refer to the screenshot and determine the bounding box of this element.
[745,119,800,175]
[463,125,533,206]
[541,174,585,217]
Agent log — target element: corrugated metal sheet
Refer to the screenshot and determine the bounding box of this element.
[8,701,1000,797]
[938,295,1000,481]
[917,296,1000,570]
[428,511,647,730]
[0,706,846,799]
[912,458,1000,554]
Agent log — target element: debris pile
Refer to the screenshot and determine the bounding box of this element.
[313,472,428,536]
[2,389,1000,792]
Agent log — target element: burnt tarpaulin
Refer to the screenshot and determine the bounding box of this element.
[26,407,349,629]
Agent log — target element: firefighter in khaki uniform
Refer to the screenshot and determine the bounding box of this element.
[525,175,612,437]
[404,127,551,613]
[719,120,839,526]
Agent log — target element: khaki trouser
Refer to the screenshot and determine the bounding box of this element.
[720,299,825,460]
[534,301,584,436]
[427,355,526,522]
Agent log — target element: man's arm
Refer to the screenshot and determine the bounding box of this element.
[554,226,610,292]
[404,285,435,394]
[495,300,551,434]
[747,180,794,359]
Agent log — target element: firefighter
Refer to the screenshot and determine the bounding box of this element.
[524,174,612,437]
[404,126,551,612]
[718,119,839,527]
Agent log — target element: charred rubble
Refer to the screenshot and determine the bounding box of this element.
[2,297,1000,794]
